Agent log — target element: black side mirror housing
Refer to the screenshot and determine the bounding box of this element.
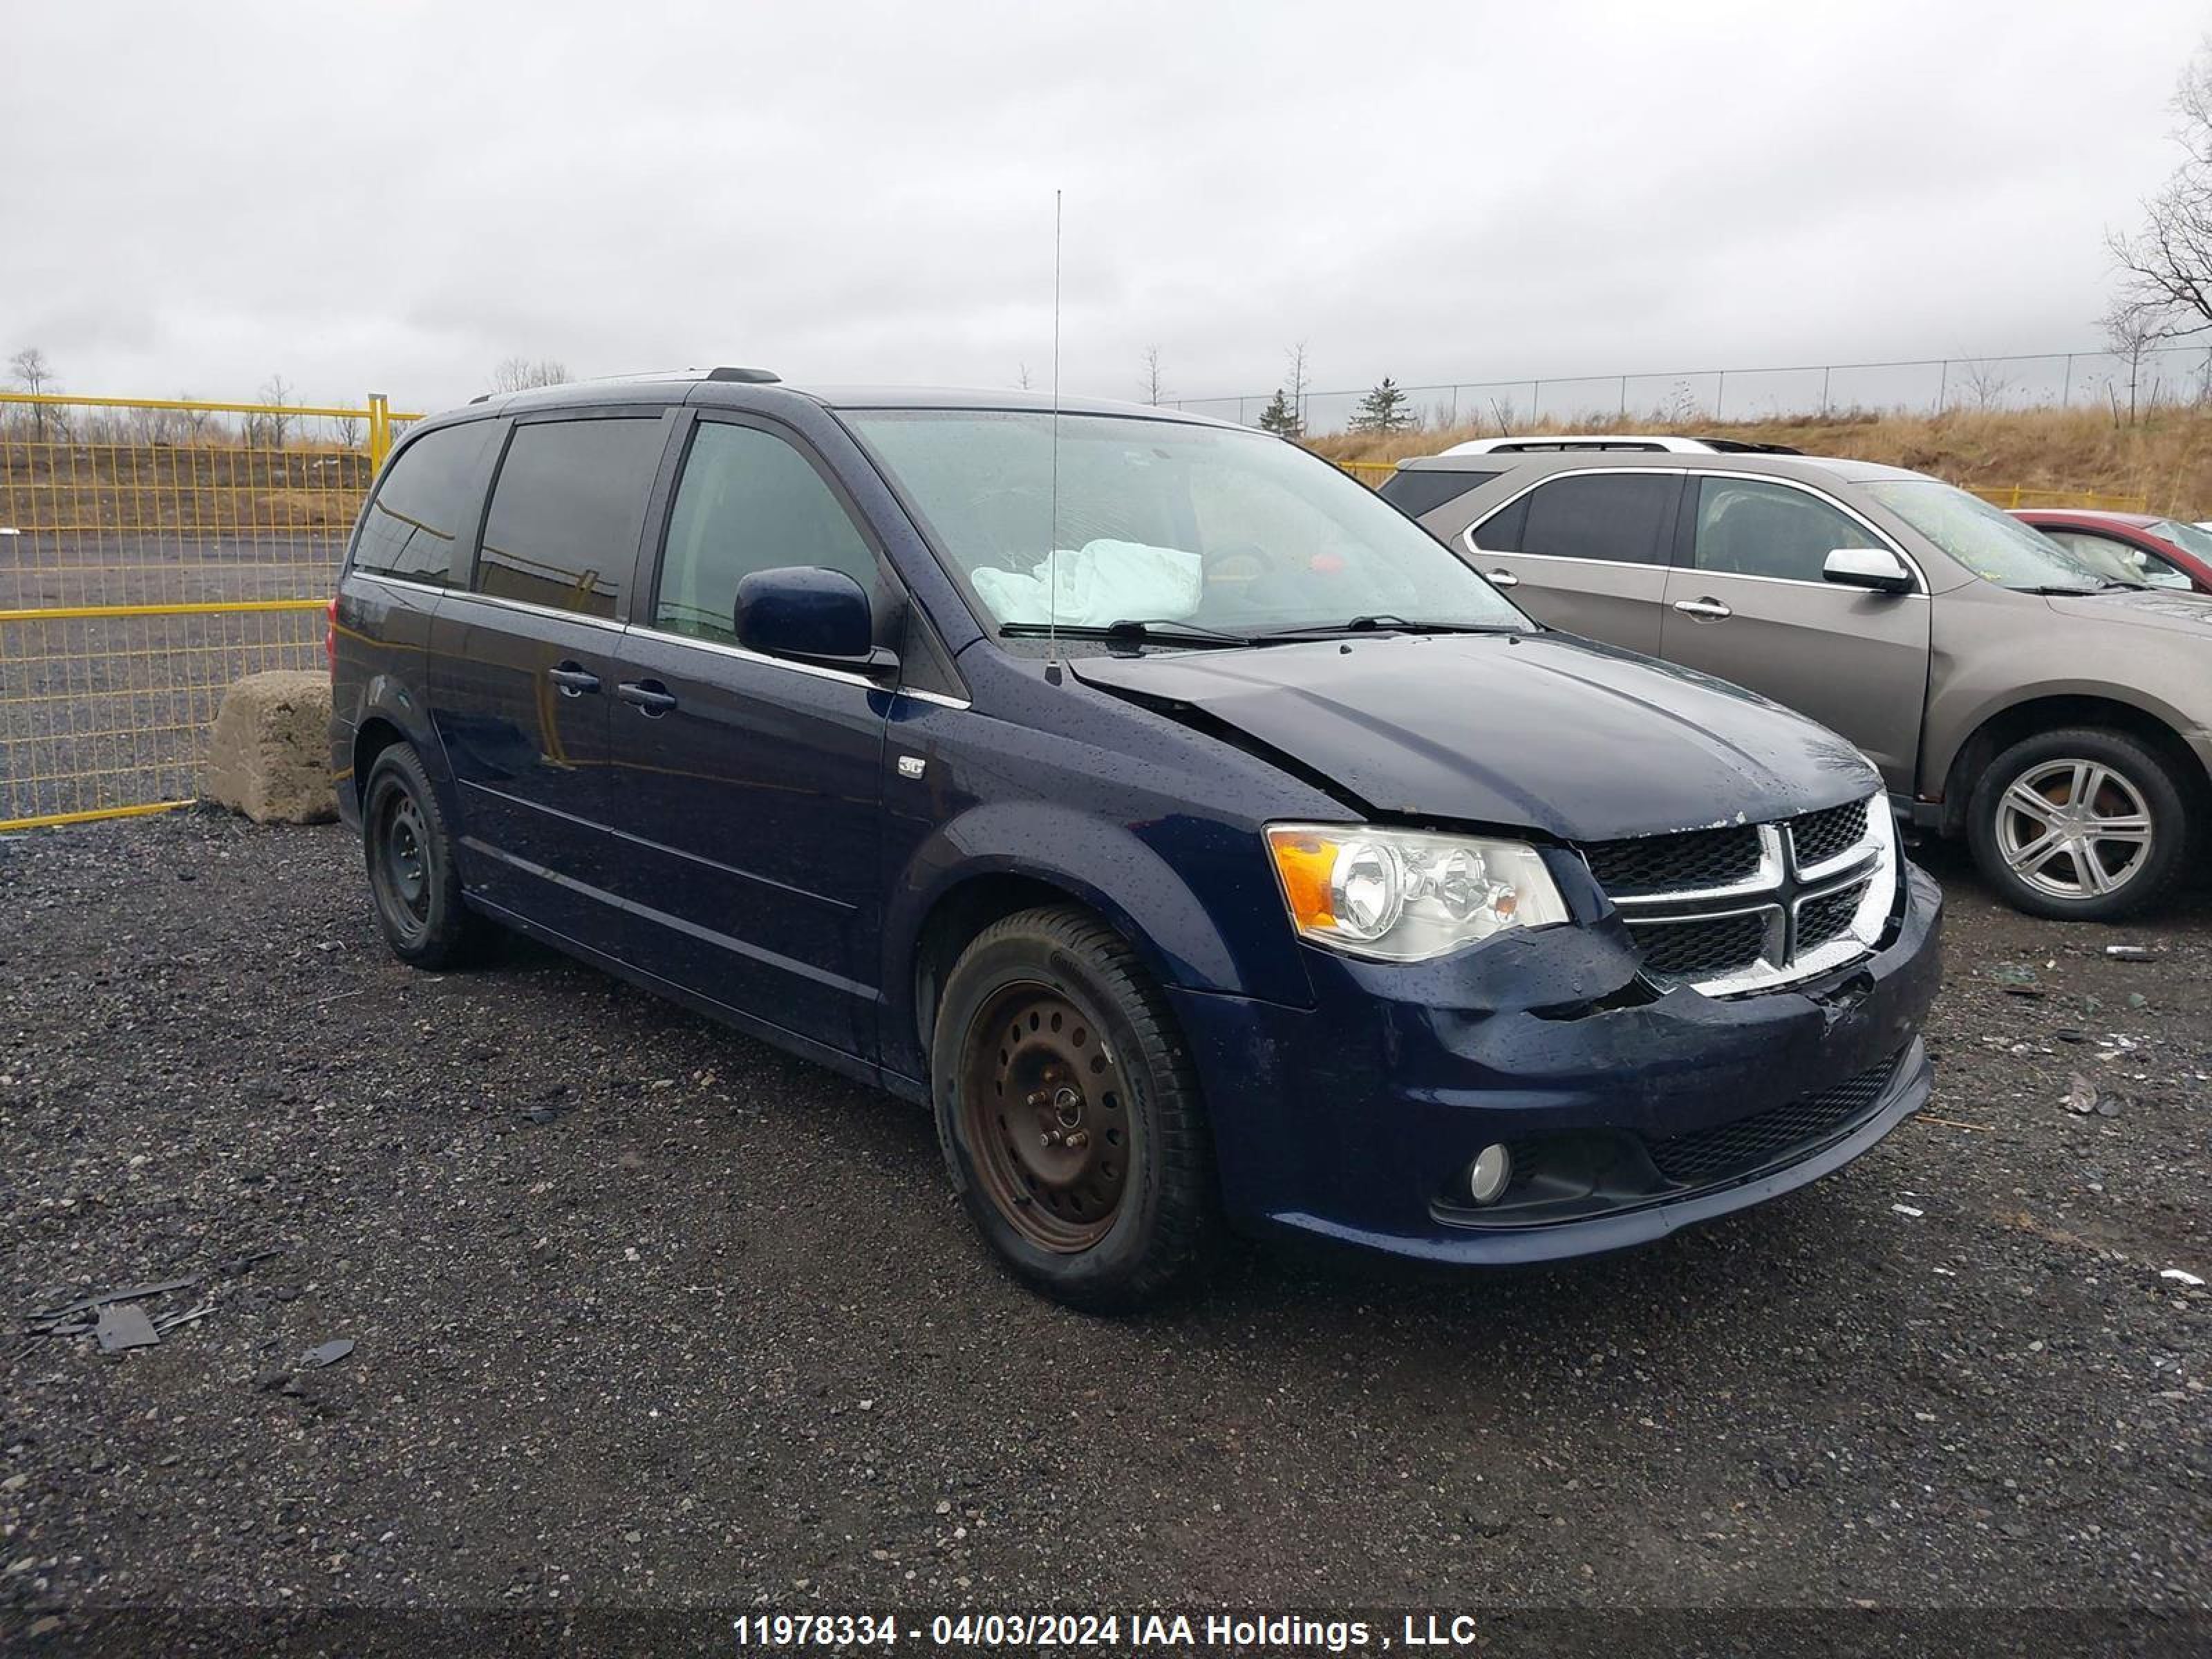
[735,567,899,678]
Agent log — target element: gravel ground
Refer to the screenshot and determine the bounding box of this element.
[0,814,2206,1633]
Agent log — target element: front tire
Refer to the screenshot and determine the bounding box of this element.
[1965,727,2189,921]
[362,744,494,968]
[930,906,1215,1311]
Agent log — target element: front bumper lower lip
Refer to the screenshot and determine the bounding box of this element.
[1262,1035,1932,1268]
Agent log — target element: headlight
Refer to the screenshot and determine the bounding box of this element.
[1264,823,1570,962]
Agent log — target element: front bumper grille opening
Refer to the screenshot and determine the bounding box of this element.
[1629,911,1768,982]
[1642,1056,1896,1185]
[1432,1048,1909,1230]
[1584,825,1761,894]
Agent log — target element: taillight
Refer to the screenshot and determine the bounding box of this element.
[326,594,339,675]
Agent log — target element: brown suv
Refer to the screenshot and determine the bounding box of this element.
[1382,451,2212,919]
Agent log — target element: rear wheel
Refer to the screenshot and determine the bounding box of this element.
[930,906,1215,1311]
[362,744,494,968]
[1966,727,2189,921]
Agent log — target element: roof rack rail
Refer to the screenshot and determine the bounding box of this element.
[1694,437,1802,456]
[706,366,781,384]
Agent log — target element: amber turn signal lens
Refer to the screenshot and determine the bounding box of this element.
[1265,827,1338,932]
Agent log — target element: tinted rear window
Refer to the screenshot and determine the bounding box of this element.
[1517,473,1677,564]
[349,420,497,585]
[1378,467,1499,520]
[476,417,667,619]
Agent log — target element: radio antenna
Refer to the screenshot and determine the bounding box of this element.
[1046,187,1063,678]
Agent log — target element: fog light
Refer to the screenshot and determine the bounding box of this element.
[1467,1143,1513,1206]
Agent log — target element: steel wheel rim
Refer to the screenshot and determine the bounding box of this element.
[1995,758,2154,901]
[373,789,433,938]
[957,982,1130,1253]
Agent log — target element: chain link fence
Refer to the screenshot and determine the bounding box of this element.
[1177,344,2212,436]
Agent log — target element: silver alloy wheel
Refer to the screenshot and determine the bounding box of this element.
[1994,758,2155,901]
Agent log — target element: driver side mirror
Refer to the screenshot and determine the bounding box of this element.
[1822,547,1913,594]
[735,566,899,678]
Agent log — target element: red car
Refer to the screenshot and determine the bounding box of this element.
[2009,509,2212,594]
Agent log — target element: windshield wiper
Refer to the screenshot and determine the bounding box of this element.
[2013,584,2104,597]
[997,617,1256,648]
[1258,614,1519,640]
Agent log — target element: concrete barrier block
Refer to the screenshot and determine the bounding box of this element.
[200,671,336,825]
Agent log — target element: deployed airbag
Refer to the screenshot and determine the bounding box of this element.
[970,540,1201,627]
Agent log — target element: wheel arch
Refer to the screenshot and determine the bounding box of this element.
[883,804,1311,1084]
[346,676,462,821]
[350,715,411,809]
[1936,693,2209,839]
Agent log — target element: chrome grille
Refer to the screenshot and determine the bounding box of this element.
[1788,799,1869,868]
[1644,1053,1898,1184]
[1585,793,1895,996]
[1796,887,1862,954]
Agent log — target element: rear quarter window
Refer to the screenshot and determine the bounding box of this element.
[348,420,498,585]
[1378,467,1499,521]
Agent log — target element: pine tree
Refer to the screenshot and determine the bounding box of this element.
[1256,387,1302,438]
[1349,377,1415,435]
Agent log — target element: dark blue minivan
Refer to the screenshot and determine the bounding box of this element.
[331,369,1941,1309]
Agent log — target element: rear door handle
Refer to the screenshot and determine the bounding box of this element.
[617,679,679,715]
[1672,598,1732,621]
[547,663,601,696]
[1484,568,1519,588]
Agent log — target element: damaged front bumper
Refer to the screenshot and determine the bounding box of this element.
[1167,862,1942,1266]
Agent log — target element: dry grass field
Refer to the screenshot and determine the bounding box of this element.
[1311,405,2212,519]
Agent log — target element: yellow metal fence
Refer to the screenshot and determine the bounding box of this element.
[0,391,416,830]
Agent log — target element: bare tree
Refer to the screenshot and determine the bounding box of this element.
[2109,41,2212,341]
[10,346,57,440]
[175,395,214,444]
[1284,341,1311,432]
[1015,362,1033,391]
[329,411,362,449]
[2103,299,2164,424]
[255,373,297,447]
[1957,355,2014,413]
[489,356,572,393]
[1140,346,1168,406]
[9,346,55,395]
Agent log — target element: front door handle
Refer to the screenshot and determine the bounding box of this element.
[1485,568,1519,588]
[547,662,601,696]
[1672,597,1732,621]
[617,679,679,715]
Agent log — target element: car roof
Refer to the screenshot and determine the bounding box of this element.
[1398,449,1926,485]
[443,368,1245,429]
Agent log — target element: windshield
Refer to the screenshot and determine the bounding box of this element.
[845,410,1530,642]
[1862,479,2114,592]
[2148,518,2212,565]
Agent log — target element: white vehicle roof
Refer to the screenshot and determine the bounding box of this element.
[1436,433,1801,457]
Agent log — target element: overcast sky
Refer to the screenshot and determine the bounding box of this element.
[6,1,2204,421]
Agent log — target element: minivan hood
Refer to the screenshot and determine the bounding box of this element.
[1070,632,1878,841]
[2043,588,2212,638]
